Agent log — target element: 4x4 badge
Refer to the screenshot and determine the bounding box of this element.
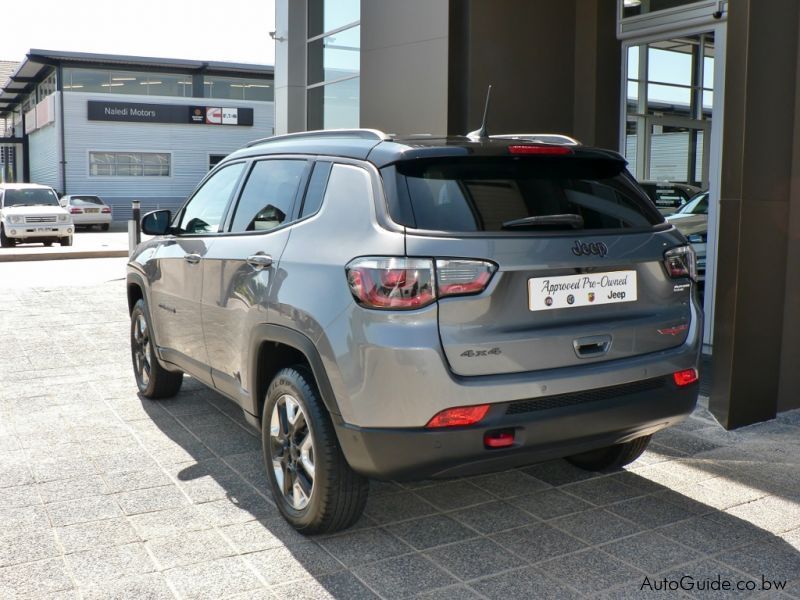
[571,240,608,257]
[461,348,502,358]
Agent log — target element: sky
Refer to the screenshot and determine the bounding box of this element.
[0,0,276,66]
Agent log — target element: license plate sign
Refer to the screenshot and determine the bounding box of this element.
[529,270,637,311]
[86,208,99,213]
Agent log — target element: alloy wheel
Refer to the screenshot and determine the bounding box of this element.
[132,313,151,387]
[270,393,315,510]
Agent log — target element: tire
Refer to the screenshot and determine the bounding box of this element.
[263,366,368,534]
[0,226,15,248]
[101,224,110,231]
[60,235,73,247]
[566,435,652,471]
[130,298,183,399]
[43,241,53,247]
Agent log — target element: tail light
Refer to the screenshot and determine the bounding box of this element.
[673,368,699,387]
[101,207,112,214]
[426,404,490,428]
[436,259,496,297]
[346,258,435,309]
[69,207,83,214]
[664,245,697,281]
[346,257,496,310]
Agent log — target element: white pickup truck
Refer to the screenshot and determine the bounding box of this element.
[0,183,74,247]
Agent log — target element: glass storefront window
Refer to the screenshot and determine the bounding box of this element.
[63,68,109,93]
[647,83,691,116]
[308,0,359,38]
[63,68,196,98]
[648,47,692,86]
[36,72,56,102]
[307,25,361,85]
[307,0,360,129]
[307,76,360,130]
[625,32,713,187]
[204,76,273,101]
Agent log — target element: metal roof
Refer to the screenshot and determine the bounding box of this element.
[0,49,273,116]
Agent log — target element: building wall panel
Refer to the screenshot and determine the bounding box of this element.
[28,114,60,190]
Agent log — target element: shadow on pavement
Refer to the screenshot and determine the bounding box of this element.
[138,377,800,599]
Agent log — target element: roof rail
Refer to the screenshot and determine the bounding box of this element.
[491,133,581,146]
[246,128,391,148]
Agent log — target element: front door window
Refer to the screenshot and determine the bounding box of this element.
[176,162,245,234]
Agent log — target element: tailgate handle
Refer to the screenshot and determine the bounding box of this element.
[573,335,612,358]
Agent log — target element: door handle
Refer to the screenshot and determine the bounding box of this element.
[184,253,202,264]
[246,254,273,270]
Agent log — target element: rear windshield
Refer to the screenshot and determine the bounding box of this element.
[3,188,59,207]
[69,196,104,206]
[386,158,663,233]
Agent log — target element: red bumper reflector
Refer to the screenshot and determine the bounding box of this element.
[484,430,515,449]
[426,404,490,429]
[673,368,699,387]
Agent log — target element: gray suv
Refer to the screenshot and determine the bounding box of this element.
[127,129,702,533]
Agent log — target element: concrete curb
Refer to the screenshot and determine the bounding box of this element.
[0,249,129,262]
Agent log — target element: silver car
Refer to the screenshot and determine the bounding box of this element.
[127,129,702,533]
[666,191,708,283]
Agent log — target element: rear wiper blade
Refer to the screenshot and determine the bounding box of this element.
[502,214,584,230]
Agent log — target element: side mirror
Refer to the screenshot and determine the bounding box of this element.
[141,209,172,235]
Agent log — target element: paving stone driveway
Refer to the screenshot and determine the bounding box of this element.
[1,280,799,599]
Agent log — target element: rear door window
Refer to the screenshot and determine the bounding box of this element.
[388,158,662,233]
[229,159,308,233]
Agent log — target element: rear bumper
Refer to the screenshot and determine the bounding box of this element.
[334,377,698,480]
[72,213,112,225]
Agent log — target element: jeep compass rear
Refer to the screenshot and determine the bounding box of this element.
[128,129,701,533]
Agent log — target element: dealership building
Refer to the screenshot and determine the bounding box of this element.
[274,0,800,428]
[0,50,274,219]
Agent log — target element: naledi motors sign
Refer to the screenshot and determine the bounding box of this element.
[88,101,254,126]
